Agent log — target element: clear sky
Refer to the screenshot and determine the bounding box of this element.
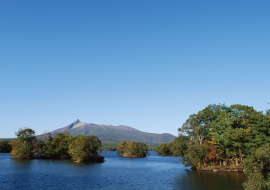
[1,0,270,138]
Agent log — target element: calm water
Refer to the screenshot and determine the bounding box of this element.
[0,152,247,190]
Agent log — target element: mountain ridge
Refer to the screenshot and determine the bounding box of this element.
[48,119,176,143]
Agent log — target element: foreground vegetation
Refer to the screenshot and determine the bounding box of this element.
[117,140,149,158]
[157,104,270,189]
[10,128,104,163]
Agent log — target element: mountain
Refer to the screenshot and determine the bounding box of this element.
[48,119,176,143]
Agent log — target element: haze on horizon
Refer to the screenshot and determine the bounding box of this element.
[1,1,270,138]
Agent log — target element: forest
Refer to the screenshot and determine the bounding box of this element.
[9,128,104,163]
[156,104,270,189]
[116,140,149,158]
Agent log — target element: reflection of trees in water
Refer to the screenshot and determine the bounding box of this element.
[174,170,247,190]
[10,158,33,167]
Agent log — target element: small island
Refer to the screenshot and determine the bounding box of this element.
[10,128,104,163]
[117,140,149,158]
[155,142,174,156]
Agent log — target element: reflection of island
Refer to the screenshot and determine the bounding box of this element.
[116,140,149,158]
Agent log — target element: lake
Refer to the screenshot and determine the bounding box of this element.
[0,152,247,190]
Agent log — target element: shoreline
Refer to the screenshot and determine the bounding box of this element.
[192,167,243,172]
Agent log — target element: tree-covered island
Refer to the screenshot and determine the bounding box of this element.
[156,104,270,189]
[10,128,104,163]
[117,140,149,158]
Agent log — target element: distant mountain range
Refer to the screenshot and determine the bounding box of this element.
[47,119,176,143]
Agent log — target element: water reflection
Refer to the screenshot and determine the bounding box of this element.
[0,152,247,190]
[174,170,247,190]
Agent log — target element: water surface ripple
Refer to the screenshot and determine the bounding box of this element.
[0,152,246,190]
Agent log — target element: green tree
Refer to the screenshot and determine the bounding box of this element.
[68,135,103,162]
[10,128,36,159]
[211,104,270,166]
[179,104,227,145]
[43,133,71,158]
[0,140,12,153]
[117,141,148,158]
[156,143,172,156]
[171,135,188,157]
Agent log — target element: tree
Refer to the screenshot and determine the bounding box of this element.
[179,104,227,145]
[0,140,12,153]
[43,133,71,158]
[117,141,148,158]
[10,128,36,159]
[211,104,270,166]
[156,143,172,156]
[171,135,188,157]
[68,135,103,162]
[175,104,270,169]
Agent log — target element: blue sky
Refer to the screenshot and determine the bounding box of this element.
[1,1,270,138]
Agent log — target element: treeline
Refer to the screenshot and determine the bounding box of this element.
[102,142,159,151]
[117,140,149,158]
[155,136,187,156]
[0,140,12,153]
[10,128,104,163]
[157,104,270,189]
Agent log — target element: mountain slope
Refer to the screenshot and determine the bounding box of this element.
[48,119,176,143]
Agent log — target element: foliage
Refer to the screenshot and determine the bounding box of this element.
[68,135,103,162]
[170,135,188,157]
[242,144,270,189]
[101,142,158,151]
[117,141,149,158]
[155,143,172,156]
[242,171,270,190]
[10,128,36,159]
[0,140,12,153]
[172,104,270,169]
[10,128,104,163]
[169,104,270,188]
[43,133,72,158]
[243,144,270,174]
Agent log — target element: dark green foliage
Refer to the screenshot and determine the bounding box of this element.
[43,133,71,158]
[174,104,270,169]
[156,143,172,155]
[243,144,270,174]
[242,171,270,190]
[10,128,104,163]
[0,140,12,153]
[101,141,159,151]
[10,128,36,159]
[172,104,270,187]
[68,135,103,162]
[117,141,149,158]
[16,128,36,144]
[156,135,188,156]
[242,144,270,189]
[170,135,188,157]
